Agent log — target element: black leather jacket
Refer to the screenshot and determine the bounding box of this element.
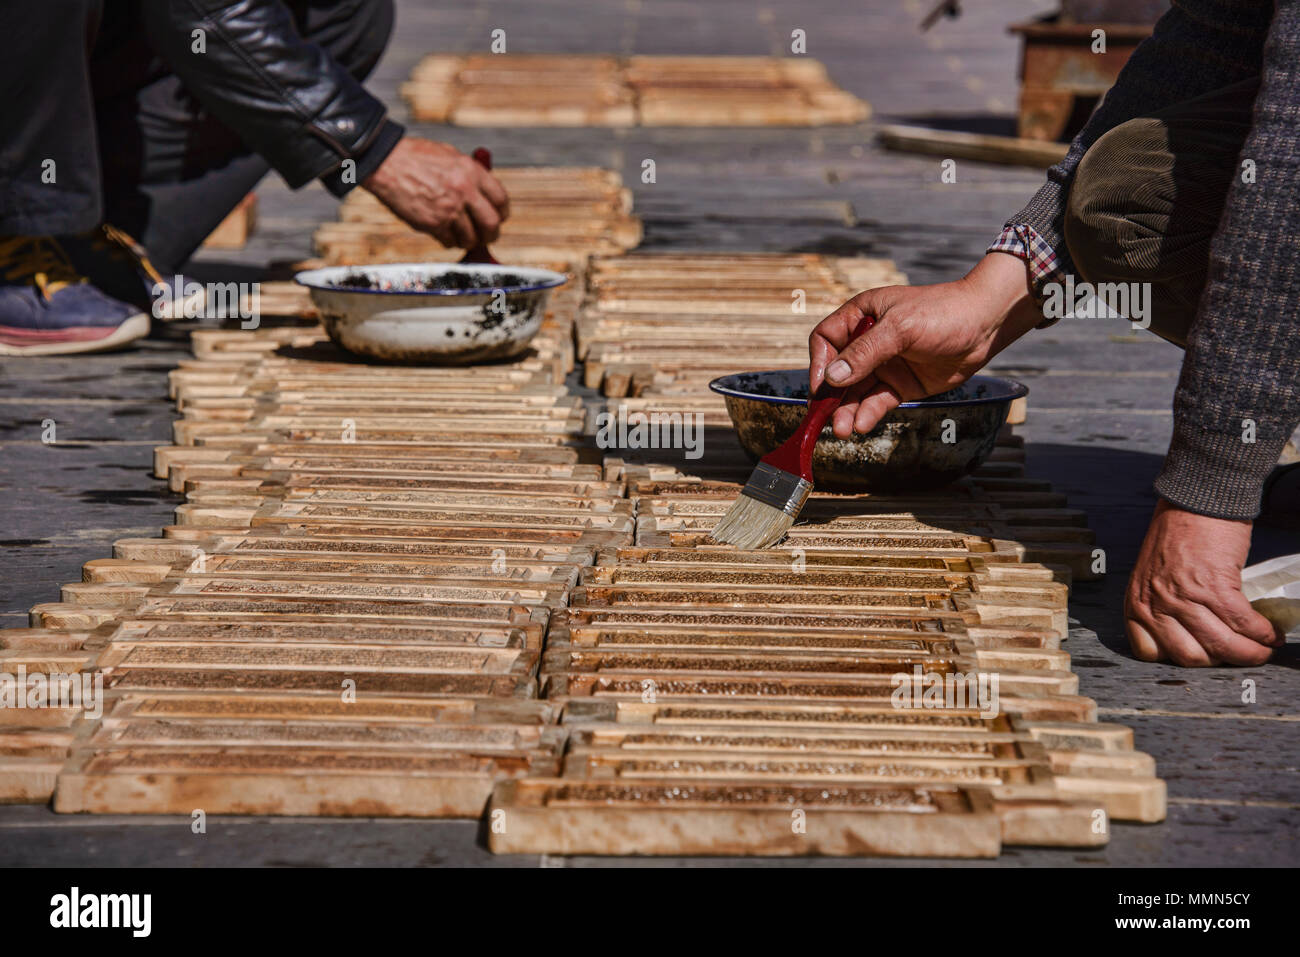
[139,0,401,192]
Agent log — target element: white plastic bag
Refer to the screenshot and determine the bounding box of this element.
[1242,553,1300,635]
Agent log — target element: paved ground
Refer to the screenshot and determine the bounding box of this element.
[1,0,1295,867]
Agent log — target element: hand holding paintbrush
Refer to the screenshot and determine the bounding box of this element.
[710,314,875,549]
[459,148,500,265]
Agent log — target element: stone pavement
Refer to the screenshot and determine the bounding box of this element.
[1,0,1295,866]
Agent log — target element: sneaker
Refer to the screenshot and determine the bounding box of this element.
[59,223,205,321]
[0,235,150,356]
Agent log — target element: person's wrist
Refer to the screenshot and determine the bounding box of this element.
[963,252,1040,347]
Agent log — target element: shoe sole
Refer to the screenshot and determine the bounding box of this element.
[0,312,151,356]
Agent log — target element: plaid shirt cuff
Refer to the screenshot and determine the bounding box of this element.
[987,224,1070,328]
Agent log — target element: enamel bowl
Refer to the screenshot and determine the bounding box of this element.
[295,262,567,364]
[709,370,1028,492]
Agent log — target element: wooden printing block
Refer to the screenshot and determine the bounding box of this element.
[152,445,600,483]
[543,669,1077,707]
[547,646,1094,720]
[643,496,1084,528]
[83,712,564,756]
[172,496,634,531]
[548,615,1064,663]
[54,744,552,817]
[581,564,1068,635]
[177,473,623,498]
[232,412,585,433]
[104,618,541,650]
[563,605,951,634]
[558,722,1153,826]
[550,620,959,655]
[553,702,1144,816]
[540,646,1076,699]
[0,628,99,652]
[0,650,101,739]
[573,581,949,611]
[173,423,580,447]
[70,594,546,631]
[570,580,1069,639]
[194,457,611,482]
[0,754,65,803]
[94,642,536,679]
[561,725,1126,812]
[562,741,1050,794]
[546,647,963,679]
[642,511,1092,547]
[100,692,555,725]
[96,666,534,699]
[184,489,636,521]
[222,516,634,549]
[562,624,1057,656]
[63,576,571,613]
[173,417,582,446]
[113,535,595,571]
[487,779,1002,857]
[567,698,996,730]
[177,395,585,421]
[602,542,1059,592]
[85,554,582,589]
[451,95,636,128]
[157,517,615,546]
[27,604,121,630]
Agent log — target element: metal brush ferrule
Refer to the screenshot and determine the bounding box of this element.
[742,463,813,516]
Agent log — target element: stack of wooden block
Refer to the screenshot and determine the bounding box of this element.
[0,236,1164,859]
[311,166,642,266]
[401,55,870,127]
[1,281,630,816]
[485,251,1164,857]
[578,253,905,397]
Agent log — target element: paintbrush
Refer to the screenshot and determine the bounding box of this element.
[710,314,875,549]
[459,147,499,265]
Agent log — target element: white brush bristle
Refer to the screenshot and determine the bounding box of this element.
[708,493,796,549]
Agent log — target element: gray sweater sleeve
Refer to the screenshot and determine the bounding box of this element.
[1154,0,1300,519]
[1009,0,1297,520]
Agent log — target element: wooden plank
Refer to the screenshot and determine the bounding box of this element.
[878,124,1069,167]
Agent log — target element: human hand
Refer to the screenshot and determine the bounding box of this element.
[808,252,1041,437]
[363,138,509,249]
[1125,499,1284,666]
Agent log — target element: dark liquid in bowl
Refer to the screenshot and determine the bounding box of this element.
[330,270,531,292]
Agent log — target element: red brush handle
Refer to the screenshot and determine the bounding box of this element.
[460,148,499,265]
[761,314,876,482]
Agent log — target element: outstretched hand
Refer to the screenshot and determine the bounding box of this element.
[808,253,1042,437]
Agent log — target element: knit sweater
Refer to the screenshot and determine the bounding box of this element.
[1008,0,1300,521]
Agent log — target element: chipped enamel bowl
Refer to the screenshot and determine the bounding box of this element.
[295,263,567,364]
[709,370,1028,492]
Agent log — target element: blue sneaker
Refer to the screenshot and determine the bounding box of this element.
[0,236,149,356]
[59,224,205,321]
